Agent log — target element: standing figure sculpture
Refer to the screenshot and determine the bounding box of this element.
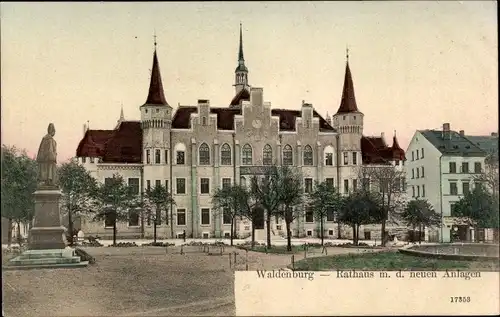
[36,123,58,187]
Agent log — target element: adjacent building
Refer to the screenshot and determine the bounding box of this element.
[405,123,497,243]
[75,26,406,240]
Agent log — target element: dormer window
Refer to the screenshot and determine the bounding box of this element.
[145,109,148,113]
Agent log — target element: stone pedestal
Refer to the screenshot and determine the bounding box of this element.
[29,188,67,250]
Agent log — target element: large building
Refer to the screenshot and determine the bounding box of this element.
[76,26,406,240]
[405,124,498,243]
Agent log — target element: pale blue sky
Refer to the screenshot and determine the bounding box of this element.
[1,1,497,161]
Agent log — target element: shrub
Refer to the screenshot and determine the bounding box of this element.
[74,248,96,264]
[141,242,175,247]
[81,240,104,247]
[108,242,138,247]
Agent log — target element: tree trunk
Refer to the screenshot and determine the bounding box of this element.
[320,217,324,246]
[266,210,271,249]
[230,218,234,246]
[153,220,157,243]
[352,224,357,245]
[251,221,256,249]
[357,224,361,245]
[16,221,22,247]
[337,221,341,239]
[140,209,145,239]
[381,217,387,247]
[112,218,117,246]
[7,218,13,247]
[68,208,74,246]
[286,219,292,252]
[418,223,422,244]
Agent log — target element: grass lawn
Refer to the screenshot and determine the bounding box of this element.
[239,244,310,254]
[291,251,500,271]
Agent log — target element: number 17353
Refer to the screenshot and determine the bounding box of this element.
[450,296,471,303]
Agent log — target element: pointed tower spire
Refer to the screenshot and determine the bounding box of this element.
[335,48,359,114]
[234,23,249,95]
[144,34,169,106]
[238,22,244,61]
[120,104,125,121]
[391,130,405,160]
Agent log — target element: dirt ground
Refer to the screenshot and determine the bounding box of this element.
[2,246,385,317]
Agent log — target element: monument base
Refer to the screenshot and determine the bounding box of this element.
[29,189,68,250]
[29,226,67,250]
[4,248,89,270]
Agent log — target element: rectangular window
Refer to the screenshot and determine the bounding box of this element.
[474,162,482,173]
[82,157,87,163]
[165,180,169,190]
[421,166,425,178]
[304,178,313,193]
[449,162,456,173]
[128,178,140,196]
[416,185,420,197]
[412,151,414,161]
[450,182,458,195]
[104,209,115,227]
[164,150,168,164]
[305,207,314,223]
[416,168,420,178]
[395,160,399,166]
[146,180,151,190]
[325,153,333,166]
[155,149,161,164]
[421,148,424,158]
[155,180,161,188]
[304,150,313,166]
[343,152,348,165]
[201,208,210,225]
[402,178,407,192]
[422,184,426,197]
[128,209,139,226]
[176,151,185,165]
[146,149,151,164]
[326,207,335,222]
[90,157,94,163]
[416,149,419,160]
[352,152,357,165]
[461,162,469,173]
[177,209,186,226]
[223,207,232,225]
[325,178,334,189]
[352,179,357,190]
[412,168,415,179]
[412,185,415,197]
[344,179,349,193]
[222,178,231,189]
[462,182,470,195]
[395,177,401,192]
[450,203,457,217]
[200,178,210,194]
[176,178,186,194]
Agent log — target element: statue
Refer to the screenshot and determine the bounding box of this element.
[36,123,58,187]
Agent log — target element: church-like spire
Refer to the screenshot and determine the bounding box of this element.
[144,35,169,106]
[392,130,403,151]
[391,130,406,160]
[120,105,125,121]
[335,47,359,114]
[238,22,244,61]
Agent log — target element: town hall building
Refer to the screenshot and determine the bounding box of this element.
[76,25,406,240]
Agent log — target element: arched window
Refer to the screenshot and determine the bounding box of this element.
[282,144,293,166]
[199,143,210,165]
[303,145,313,166]
[242,144,252,165]
[220,143,232,165]
[263,144,273,165]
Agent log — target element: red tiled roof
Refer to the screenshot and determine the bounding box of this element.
[336,61,359,114]
[143,50,169,106]
[76,122,142,163]
[361,136,393,165]
[229,88,250,107]
[171,106,335,132]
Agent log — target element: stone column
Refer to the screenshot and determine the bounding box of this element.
[29,189,67,250]
[213,140,221,238]
[191,138,199,238]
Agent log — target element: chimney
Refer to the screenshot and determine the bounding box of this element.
[459,130,465,136]
[491,132,498,137]
[442,123,451,140]
[83,124,87,136]
[381,132,386,145]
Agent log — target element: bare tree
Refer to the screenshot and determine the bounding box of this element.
[473,153,499,200]
[356,165,406,246]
